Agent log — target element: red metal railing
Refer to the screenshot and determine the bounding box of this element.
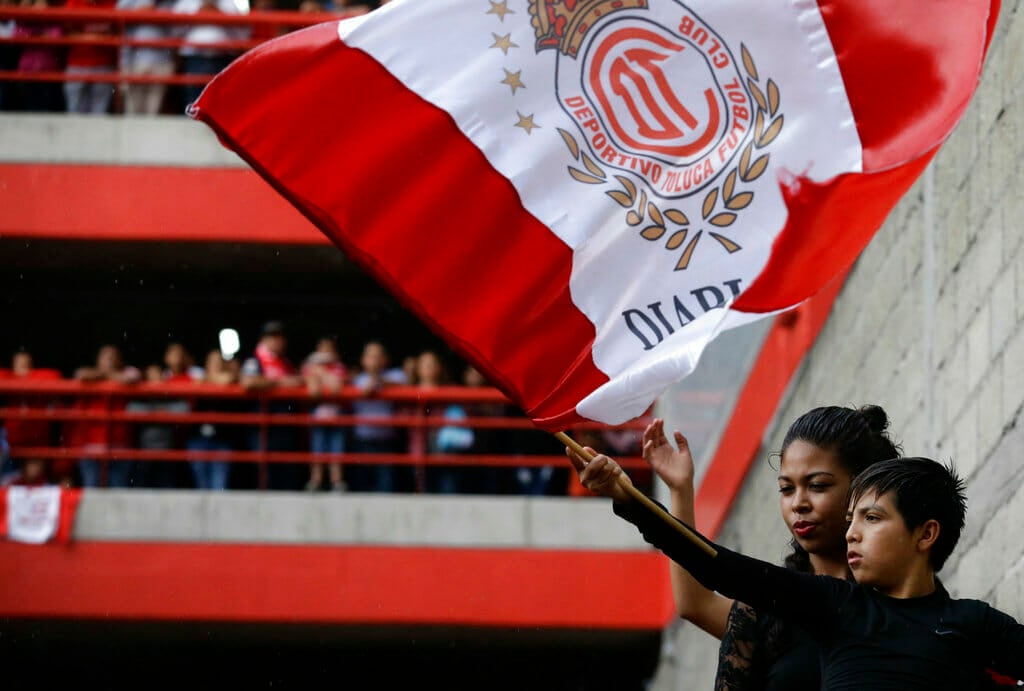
[0,378,651,490]
[0,5,365,88]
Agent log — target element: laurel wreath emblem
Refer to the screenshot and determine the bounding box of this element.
[559,44,784,270]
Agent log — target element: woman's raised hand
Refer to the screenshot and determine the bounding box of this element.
[642,418,695,492]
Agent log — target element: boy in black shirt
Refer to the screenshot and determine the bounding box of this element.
[567,451,1024,690]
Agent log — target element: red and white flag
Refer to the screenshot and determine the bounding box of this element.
[0,486,82,544]
[190,0,998,429]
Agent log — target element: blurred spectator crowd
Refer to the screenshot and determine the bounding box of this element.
[0,0,379,114]
[0,321,643,496]
[0,0,648,497]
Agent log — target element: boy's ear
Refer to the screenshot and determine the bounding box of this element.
[916,519,941,553]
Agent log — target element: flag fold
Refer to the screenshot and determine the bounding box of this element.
[191,0,998,428]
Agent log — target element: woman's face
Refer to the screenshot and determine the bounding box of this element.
[777,440,852,559]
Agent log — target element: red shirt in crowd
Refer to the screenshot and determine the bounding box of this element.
[2,368,62,448]
[64,0,118,69]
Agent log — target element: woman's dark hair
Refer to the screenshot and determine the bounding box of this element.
[779,405,902,573]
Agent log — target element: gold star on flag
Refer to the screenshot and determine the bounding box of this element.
[501,68,525,94]
[515,112,539,135]
[487,0,513,21]
[490,32,518,55]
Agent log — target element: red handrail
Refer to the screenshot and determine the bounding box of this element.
[0,379,652,489]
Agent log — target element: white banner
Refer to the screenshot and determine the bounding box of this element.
[5,486,62,544]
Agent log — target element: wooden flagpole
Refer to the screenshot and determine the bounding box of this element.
[555,431,716,557]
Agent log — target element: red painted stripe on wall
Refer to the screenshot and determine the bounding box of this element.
[0,541,674,629]
[0,163,325,244]
[696,270,847,537]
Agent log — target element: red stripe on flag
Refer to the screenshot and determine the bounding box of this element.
[737,0,998,312]
[192,24,606,428]
[734,150,933,312]
[818,0,1000,170]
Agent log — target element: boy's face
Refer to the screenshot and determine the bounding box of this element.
[845,490,921,593]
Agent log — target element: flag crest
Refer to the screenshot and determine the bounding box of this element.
[191,0,999,428]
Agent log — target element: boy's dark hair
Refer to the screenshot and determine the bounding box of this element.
[849,457,967,572]
[780,405,902,573]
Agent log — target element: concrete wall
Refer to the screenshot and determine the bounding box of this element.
[652,2,1024,687]
[0,113,244,166]
[71,489,648,549]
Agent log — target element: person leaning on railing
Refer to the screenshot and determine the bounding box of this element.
[116,0,177,115]
[1,350,68,486]
[71,344,142,487]
[348,339,409,493]
[63,0,118,115]
[10,0,65,112]
[409,349,466,494]
[249,0,285,41]
[300,336,350,493]
[172,0,249,108]
[239,320,305,491]
[186,348,242,490]
[0,0,18,110]
[126,343,199,489]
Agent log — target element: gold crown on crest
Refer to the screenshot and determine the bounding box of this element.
[529,0,649,57]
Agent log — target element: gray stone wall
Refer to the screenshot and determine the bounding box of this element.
[651,2,1024,687]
